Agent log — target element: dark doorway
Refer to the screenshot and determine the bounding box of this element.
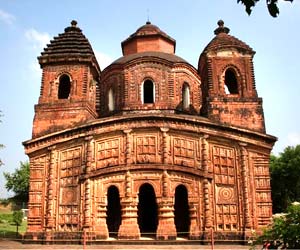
[138,183,158,237]
[106,186,121,237]
[224,69,238,94]
[174,185,190,237]
[143,80,154,103]
[58,74,71,99]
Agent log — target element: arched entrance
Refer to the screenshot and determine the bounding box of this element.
[106,186,121,237]
[137,183,158,238]
[174,185,190,237]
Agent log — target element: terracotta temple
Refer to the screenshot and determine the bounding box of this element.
[23,20,276,242]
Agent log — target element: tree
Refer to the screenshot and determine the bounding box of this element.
[257,202,300,249]
[238,0,294,17]
[3,161,30,204]
[12,210,23,237]
[270,145,300,213]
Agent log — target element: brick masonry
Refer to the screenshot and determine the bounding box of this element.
[23,20,276,243]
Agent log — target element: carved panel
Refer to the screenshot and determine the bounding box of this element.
[60,147,81,185]
[216,186,235,204]
[60,187,78,205]
[212,145,238,231]
[212,146,235,185]
[134,134,159,164]
[28,155,47,227]
[58,147,82,230]
[250,152,272,226]
[172,136,199,167]
[95,137,121,168]
[215,204,238,231]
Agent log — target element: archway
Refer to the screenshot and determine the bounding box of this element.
[138,183,158,237]
[174,185,190,237]
[58,74,71,99]
[224,69,238,94]
[106,186,121,237]
[143,80,154,104]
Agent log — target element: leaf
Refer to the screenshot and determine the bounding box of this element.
[267,0,280,17]
[238,0,259,15]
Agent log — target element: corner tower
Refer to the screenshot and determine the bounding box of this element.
[199,21,265,133]
[32,20,100,138]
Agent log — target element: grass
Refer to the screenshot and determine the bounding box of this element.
[0,212,27,239]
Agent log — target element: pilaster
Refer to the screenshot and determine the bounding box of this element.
[160,127,170,164]
[189,201,201,239]
[46,146,56,230]
[240,143,252,229]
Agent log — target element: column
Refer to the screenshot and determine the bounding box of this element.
[156,170,177,240]
[94,194,109,239]
[118,171,140,239]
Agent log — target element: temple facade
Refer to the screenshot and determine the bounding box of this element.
[23,20,276,242]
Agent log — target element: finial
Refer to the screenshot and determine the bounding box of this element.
[214,19,230,35]
[146,9,151,24]
[71,20,77,27]
[217,20,224,27]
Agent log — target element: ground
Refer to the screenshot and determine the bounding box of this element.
[0,240,251,250]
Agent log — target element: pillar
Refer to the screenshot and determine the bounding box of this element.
[156,170,177,240]
[118,170,140,239]
[94,196,109,239]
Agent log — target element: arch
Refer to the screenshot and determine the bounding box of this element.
[106,185,121,237]
[142,79,155,104]
[174,184,190,237]
[58,74,71,99]
[182,83,190,109]
[137,183,158,237]
[108,88,115,111]
[224,68,238,94]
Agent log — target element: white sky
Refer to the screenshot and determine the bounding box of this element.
[0,0,299,198]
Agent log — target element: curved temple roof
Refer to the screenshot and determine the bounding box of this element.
[202,20,254,55]
[38,20,100,73]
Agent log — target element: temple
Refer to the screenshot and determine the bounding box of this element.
[23,20,276,243]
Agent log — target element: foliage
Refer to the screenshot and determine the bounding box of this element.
[0,212,27,238]
[270,145,300,213]
[12,210,23,235]
[257,202,300,249]
[238,0,293,17]
[3,161,30,203]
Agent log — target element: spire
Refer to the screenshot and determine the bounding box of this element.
[214,20,230,35]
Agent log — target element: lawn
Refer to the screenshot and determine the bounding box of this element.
[0,212,27,239]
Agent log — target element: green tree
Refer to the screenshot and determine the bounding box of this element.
[12,210,23,237]
[270,145,300,213]
[258,202,300,249]
[3,161,30,204]
[238,0,293,17]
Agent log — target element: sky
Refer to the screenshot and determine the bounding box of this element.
[0,0,299,198]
